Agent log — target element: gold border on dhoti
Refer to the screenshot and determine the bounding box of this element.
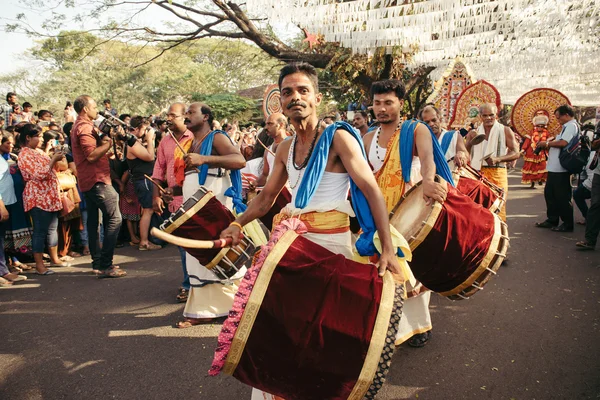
[163,191,214,234]
[347,271,396,400]
[223,230,299,375]
[439,214,503,297]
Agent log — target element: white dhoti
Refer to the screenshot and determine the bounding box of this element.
[182,171,241,320]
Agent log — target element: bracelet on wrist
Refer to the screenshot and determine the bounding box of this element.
[229,221,243,231]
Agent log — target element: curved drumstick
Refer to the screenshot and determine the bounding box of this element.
[167,128,187,155]
[144,174,167,194]
[256,137,275,156]
[150,228,233,249]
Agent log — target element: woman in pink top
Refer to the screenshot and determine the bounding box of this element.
[16,124,69,275]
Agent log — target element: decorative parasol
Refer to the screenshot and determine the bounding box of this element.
[262,84,282,119]
[426,58,476,126]
[511,88,571,138]
[448,80,502,130]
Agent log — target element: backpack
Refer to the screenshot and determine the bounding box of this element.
[559,123,590,174]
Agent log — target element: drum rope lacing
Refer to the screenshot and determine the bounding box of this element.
[374,121,402,163]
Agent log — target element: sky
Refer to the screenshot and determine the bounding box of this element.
[0,0,297,76]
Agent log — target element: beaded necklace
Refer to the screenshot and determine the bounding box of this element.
[374,122,402,162]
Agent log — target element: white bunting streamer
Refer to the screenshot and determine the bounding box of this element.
[241,0,600,105]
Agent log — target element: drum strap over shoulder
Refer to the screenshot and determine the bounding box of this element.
[293,121,388,257]
[198,130,246,214]
[401,119,455,186]
[440,130,456,156]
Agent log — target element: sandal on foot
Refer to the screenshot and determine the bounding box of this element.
[175,317,214,329]
[60,255,75,262]
[139,242,161,251]
[408,331,432,348]
[0,277,13,287]
[576,241,595,251]
[36,269,56,275]
[3,274,27,282]
[97,267,127,279]
[176,288,189,303]
[49,262,71,268]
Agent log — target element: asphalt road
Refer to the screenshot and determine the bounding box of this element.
[1,169,599,400]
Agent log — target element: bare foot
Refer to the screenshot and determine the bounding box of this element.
[175,317,216,329]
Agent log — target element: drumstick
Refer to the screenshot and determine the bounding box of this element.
[256,137,275,156]
[150,228,234,249]
[168,129,187,155]
[144,174,167,194]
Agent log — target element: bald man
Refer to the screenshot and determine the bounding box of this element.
[254,113,289,187]
[466,103,520,222]
[419,104,469,169]
[151,102,194,303]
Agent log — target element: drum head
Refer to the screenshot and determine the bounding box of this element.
[390,184,432,242]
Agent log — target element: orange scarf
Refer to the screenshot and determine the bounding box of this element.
[173,137,193,187]
[374,129,405,213]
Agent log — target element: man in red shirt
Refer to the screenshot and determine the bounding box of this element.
[71,95,126,278]
[152,102,193,302]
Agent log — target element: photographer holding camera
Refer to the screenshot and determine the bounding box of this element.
[124,116,160,251]
[71,95,127,278]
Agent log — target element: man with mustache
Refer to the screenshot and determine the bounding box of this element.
[172,102,246,328]
[220,63,402,399]
[254,112,289,187]
[419,104,469,169]
[151,102,193,303]
[466,103,520,222]
[352,111,370,137]
[362,80,448,349]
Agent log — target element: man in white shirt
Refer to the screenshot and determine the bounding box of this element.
[535,105,578,232]
[419,104,469,169]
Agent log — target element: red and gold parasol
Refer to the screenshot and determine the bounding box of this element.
[511,88,571,138]
[448,80,501,130]
[426,58,476,126]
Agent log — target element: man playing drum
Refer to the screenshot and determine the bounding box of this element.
[419,104,469,170]
[173,102,246,328]
[220,62,402,400]
[362,80,448,348]
[466,103,520,222]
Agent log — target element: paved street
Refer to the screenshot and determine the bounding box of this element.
[1,169,599,400]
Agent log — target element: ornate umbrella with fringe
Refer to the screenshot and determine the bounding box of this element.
[448,80,502,130]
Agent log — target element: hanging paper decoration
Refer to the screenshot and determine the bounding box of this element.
[262,84,282,119]
[511,88,571,138]
[426,58,476,127]
[448,80,501,130]
[244,0,600,105]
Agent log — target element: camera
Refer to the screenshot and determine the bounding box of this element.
[54,144,70,154]
[94,115,119,137]
[533,145,544,156]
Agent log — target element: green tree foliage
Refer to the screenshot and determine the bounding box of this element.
[0,31,279,117]
[191,93,259,123]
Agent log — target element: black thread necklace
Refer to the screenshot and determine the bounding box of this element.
[292,121,320,171]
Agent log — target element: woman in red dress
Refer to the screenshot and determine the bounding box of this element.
[520,114,549,188]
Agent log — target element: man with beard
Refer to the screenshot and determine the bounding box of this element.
[352,111,370,137]
[362,80,448,349]
[466,103,519,222]
[151,102,193,303]
[172,102,246,328]
[220,63,402,399]
[419,104,469,169]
